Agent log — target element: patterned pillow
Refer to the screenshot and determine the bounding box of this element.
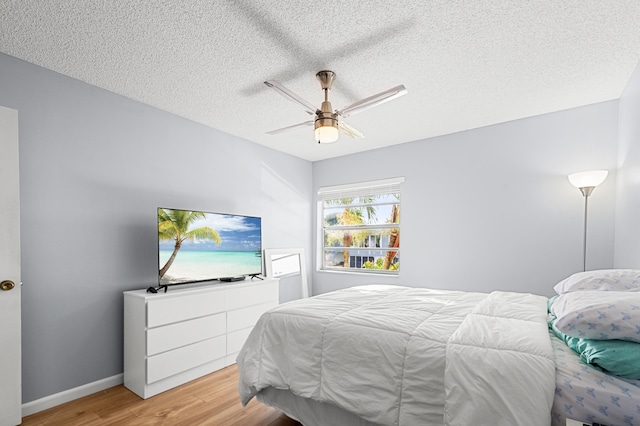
[551,291,640,343]
[553,269,640,295]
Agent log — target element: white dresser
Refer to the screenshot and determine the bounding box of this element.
[123,278,279,399]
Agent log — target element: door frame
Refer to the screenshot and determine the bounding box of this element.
[0,105,22,426]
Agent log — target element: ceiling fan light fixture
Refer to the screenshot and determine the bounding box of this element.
[315,118,339,143]
[314,95,338,143]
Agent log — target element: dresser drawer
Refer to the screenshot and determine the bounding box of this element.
[227,280,278,311]
[227,301,277,333]
[147,289,226,327]
[227,327,253,355]
[146,334,226,384]
[147,312,226,356]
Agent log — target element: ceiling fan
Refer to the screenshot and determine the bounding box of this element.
[264,70,407,143]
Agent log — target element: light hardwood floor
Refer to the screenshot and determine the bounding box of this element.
[21,364,301,425]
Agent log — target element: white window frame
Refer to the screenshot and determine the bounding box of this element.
[317,177,404,275]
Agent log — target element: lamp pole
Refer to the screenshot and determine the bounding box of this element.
[579,186,595,272]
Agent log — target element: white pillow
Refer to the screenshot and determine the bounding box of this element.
[551,291,640,343]
[553,269,640,295]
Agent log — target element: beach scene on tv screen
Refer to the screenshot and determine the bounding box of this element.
[158,208,262,284]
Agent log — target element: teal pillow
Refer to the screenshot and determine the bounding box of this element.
[551,321,640,380]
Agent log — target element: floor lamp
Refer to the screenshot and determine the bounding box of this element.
[567,170,608,272]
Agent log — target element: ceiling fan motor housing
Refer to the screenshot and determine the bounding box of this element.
[315,100,337,128]
[315,113,337,129]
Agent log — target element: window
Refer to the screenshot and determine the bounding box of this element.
[318,177,403,275]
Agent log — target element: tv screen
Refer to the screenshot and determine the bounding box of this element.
[158,208,262,286]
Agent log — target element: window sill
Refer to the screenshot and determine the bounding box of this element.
[317,269,400,278]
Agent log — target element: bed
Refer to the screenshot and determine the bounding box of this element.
[237,270,640,426]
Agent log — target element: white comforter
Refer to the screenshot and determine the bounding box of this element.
[237,285,555,426]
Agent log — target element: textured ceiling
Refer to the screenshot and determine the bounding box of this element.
[1,1,640,162]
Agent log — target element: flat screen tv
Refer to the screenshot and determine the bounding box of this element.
[157,208,262,288]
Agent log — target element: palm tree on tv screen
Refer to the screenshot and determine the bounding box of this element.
[158,209,222,279]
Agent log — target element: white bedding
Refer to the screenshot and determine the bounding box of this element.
[237,285,555,426]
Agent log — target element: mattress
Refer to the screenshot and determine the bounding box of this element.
[550,330,640,426]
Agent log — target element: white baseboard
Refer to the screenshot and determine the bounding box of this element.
[22,373,124,417]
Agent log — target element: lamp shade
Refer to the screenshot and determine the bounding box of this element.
[568,170,608,189]
[315,125,339,143]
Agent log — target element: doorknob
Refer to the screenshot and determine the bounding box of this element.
[1,280,15,291]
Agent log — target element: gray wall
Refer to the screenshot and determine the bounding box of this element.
[615,60,640,267]
[0,52,313,403]
[312,102,619,297]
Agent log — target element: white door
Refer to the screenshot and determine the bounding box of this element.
[0,106,21,426]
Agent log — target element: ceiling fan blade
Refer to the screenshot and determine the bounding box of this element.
[266,120,314,135]
[264,80,317,115]
[337,84,407,118]
[338,120,364,139]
